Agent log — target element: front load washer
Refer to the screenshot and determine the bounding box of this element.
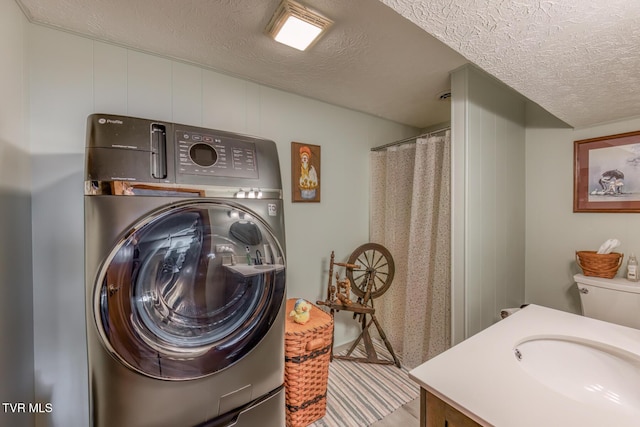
[84,114,286,427]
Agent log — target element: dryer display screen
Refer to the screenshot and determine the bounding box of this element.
[176,129,258,179]
[189,143,218,167]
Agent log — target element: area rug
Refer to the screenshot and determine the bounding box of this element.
[310,339,419,427]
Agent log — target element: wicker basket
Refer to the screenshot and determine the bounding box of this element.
[576,251,623,279]
[284,299,333,427]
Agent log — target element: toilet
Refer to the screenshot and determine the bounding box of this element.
[575,273,640,329]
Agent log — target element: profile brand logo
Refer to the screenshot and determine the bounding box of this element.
[98,118,124,125]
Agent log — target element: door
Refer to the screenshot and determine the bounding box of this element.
[93,200,286,380]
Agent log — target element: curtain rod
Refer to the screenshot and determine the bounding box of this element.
[370,126,450,152]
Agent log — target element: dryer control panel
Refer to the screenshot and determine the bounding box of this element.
[85,113,283,191]
[176,128,258,179]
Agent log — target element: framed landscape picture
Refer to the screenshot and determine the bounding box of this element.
[291,142,321,203]
[574,130,640,212]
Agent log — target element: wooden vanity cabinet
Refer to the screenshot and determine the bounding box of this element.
[421,389,484,427]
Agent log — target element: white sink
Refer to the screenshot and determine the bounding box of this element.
[514,336,640,416]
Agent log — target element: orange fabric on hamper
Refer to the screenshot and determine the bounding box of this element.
[284,299,333,427]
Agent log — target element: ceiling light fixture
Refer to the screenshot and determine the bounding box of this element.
[265,0,333,51]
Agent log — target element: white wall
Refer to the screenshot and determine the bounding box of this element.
[525,106,640,313]
[451,65,526,343]
[0,1,33,426]
[27,24,417,427]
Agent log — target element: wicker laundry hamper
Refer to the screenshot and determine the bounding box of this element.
[576,251,623,279]
[284,299,333,427]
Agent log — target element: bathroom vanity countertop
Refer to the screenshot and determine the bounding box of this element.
[409,304,640,426]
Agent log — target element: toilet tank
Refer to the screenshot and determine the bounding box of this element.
[574,274,640,329]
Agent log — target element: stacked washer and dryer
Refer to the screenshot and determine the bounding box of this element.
[84,114,287,427]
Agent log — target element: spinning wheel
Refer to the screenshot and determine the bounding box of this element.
[316,243,400,368]
[346,243,395,302]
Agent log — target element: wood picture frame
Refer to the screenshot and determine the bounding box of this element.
[574,130,640,212]
[291,142,321,203]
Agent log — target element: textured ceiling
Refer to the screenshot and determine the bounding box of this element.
[15,0,467,129]
[381,0,640,128]
[16,0,640,129]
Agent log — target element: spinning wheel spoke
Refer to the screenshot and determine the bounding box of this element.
[363,251,373,268]
[373,276,386,290]
[371,252,386,270]
[374,260,388,270]
[351,271,367,282]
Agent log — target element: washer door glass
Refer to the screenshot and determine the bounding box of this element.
[95,201,285,380]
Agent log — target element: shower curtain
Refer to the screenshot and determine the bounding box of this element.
[369,131,451,369]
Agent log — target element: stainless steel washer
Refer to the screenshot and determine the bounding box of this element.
[84,114,286,427]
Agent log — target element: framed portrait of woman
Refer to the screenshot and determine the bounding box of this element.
[291,142,321,203]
